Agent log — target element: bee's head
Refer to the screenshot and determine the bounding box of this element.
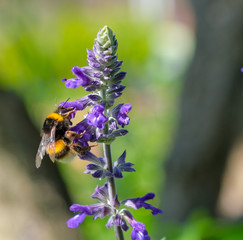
[57,106,75,118]
[56,98,76,118]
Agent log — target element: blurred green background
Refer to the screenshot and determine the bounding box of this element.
[1,0,243,239]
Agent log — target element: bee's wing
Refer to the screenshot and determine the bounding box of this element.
[46,124,57,163]
[35,134,49,168]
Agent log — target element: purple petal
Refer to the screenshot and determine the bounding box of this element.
[85,164,100,170]
[122,193,163,215]
[108,84,126,94]
[70,119,98,142]
[114,214,129,232]
[69,205,92,215]
[63,78,83,88]
[120,103,132,114]
[117,150,126,164]
[66,213,86,228]
[111,103,132,127]
[91,183,109,203]
[106,216,114,229]
[88,94,102,101]
[80,151,104,165]
[86,104,108,129]
[128,217,150,240]
[87,49,96,60]
[113,71,126,81]
[72,66,90,86]
[92,170,104,178]
[93,206,111,220]
[109,92,123,99]
[112,129,129,137]
[142,203,163,215]
[114,167,123,178]
[119,163,135,172]
[59,95,96,111]
[69,204,83,212]
[140,193,155,201]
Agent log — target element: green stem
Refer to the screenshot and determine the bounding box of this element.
[101,88,124,240]
[103,142,124,240]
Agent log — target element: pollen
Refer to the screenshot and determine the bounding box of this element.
[46,112,64,122]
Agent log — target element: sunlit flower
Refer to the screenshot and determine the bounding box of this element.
[86,104,108,129]
[67,203,111,228]
[114,150,135,178]
[122,193,163,215]
[124,210,151,240]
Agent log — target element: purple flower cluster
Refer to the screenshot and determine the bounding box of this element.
[59,26,162,240]
[67,183,162,240]
[59,27,131,147]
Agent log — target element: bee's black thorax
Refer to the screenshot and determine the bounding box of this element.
[42,117,70,137]
[42,118,56,134]
[55,121,70,138]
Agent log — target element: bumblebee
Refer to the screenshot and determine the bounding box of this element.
[45,131,91,164]
[36,106,76,168]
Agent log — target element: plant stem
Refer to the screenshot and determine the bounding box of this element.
[101,87,124,240]
[103,143,124,240]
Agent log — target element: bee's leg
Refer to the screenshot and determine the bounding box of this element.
[65,130,86,139]
[70,144,91,155]
[62,108,76,118]
[89,143,98,148]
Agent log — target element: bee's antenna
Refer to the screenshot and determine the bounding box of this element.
[61,98,70,108]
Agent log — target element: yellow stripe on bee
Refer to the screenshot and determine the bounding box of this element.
[47,139,66,155]
[46,112,64,121]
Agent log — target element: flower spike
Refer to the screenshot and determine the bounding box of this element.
[56,26,162,240]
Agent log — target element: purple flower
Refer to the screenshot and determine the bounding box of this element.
[67,183,114,228]
[62,78,83,89]
[114,150,135,178]
[111,71,127,84]
[86,104,108,129]
[62,66,91,88]
[96,129,128,145]
[130,219,150,240]
[84,164,104,178]
[118,104,132,127]
[59,95,101,111]
[91,183,109,203]
[84,162,111,179]
[123,210,150,240]
[111,103,132,128]
[87,49,101,70]
[107,84,126,95]
[122,193,163,215]
[80,151,103,164]
[70,119,98,142]
[62,66,100,91]
[67,203,111,228]
[106,214,129,232]
[60,26,163,239]
[80,152,112,178]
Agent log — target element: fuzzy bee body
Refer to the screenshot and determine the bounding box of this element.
[36,106,75,168]
[36,105,93,168]
[47,138,70,160]
[46,137,91,163]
